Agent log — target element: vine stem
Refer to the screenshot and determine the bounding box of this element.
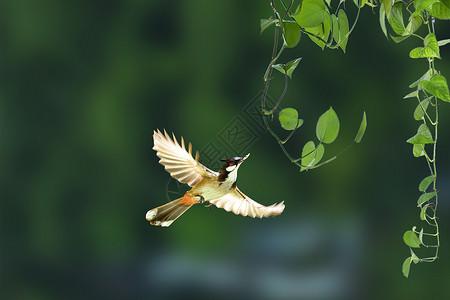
[262,115,301,167]
[266,74,289,116]
[431,87,440,259]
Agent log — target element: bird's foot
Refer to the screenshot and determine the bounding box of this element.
[196,195,205,204]
[204,203,215,210]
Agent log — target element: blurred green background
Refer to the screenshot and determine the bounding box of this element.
[1,0,450,299]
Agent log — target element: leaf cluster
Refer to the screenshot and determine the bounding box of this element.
[260,0,449,278]
[383,0,450,278]
[261,0,367,172]
[277,107,366,171]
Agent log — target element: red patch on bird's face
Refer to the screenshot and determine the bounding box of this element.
[229,163,235,166]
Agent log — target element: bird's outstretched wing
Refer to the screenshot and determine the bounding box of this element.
[153,129,217,186]
[210,187,285,218]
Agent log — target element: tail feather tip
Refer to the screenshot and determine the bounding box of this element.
[146,209,157,221]
[150,219,174,227]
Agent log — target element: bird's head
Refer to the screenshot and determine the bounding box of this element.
[220,153,250,173]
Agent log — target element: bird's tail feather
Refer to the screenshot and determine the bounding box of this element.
[146,198,193,227]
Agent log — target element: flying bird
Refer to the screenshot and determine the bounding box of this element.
[146,129,285,227]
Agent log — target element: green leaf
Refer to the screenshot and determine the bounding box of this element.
[379,3,388,38]
[332,14,339,43]
[413,143,425,157]
[402,257,412,278]
[409,33,441,59]
[338,9,349,52]
[410,249,420,264]
[300,141,325,171]
[272,58,302,79]
[293,0,329,28]
[353,0,366,7]
[426,0,450,20]
[328,11,350,50]
[405,15,423,36]
[419,175,434,192]
[438,39,450,47]
[424,32,440,56]
[404,90,419,99]
[391,35,409,44]
[382,0,394,16]
[282,21,301,48]
[285,58,302,79]
[407,124,434,144]
[306,15,331,50]
[409,69,433,88]
[354,111,367,143]
[417,191,437,206]
[403,230,421,248]
[418,227,424,244]
[420,74,450,102]
[420,204,429,220]
[387,2,405,36]
[279,108,304,130]
[260,19,277,34]
[413,98,430,120]
[412,0,440,17]
[316,107,340,144]
[271,63,285,74]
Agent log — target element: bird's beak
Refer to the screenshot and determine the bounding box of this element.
[242,153,250,161]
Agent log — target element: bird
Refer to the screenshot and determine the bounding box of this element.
[146,129,285,227]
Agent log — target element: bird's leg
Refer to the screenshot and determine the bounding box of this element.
[194,195,214,209]
[204,203,215,210]
[194,195,215,209]
[195,195,205,204]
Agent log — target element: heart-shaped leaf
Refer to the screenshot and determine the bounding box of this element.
[409,69,434,88]
[420,74,450,102]
[272,58,302,79]
[407,124,434,144]
[387,2,405,35]
[404,15,423,36]
[403,230,421,248]
[426,0,450,20]
[260,19,278,34]
[417,191,437,207]
[300,141,325,171]
[402,257,412,278]
[293,0,329,28]
[413,98,430,120]
[404,90,419,99]
[282,21,301,48]
[279,108,304,130]
[304,15,331,50]
[419,175,434,192]
[420,204,429,220]
[411,0,440,18]
[409,33,441,59]
[410,249,420,264]
[316,107,340,144]
[413,143,425,157]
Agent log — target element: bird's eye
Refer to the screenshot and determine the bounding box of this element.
[229,163,235,166]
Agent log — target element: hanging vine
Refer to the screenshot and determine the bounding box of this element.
[260,0,449,277]
[261,0,367,172]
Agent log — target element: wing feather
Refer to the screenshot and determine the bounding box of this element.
[153,129,216,186]
[210,187,285,218]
